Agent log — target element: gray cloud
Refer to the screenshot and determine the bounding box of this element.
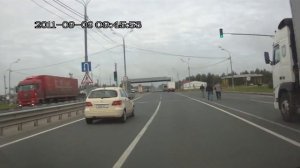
[0,0,292,94]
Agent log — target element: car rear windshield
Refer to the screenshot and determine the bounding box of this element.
[88,90,118,99]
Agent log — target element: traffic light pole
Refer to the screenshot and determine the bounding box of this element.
[115,63,118,86]
[219,28,274,38]
[224,32,274,37]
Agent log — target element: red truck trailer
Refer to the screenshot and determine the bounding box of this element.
[17,75,79,106]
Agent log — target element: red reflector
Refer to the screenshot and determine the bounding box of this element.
[86,102,93,106]
[112,100,122,106]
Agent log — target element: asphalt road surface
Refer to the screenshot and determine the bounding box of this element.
[0,92,300,168]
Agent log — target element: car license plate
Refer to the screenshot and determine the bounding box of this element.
[96,104,109,108]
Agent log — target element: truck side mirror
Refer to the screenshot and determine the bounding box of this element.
[264,52,271,64]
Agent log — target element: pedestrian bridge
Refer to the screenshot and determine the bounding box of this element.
[128,77,171,83]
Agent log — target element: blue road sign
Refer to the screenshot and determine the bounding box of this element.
[81,62,91,72]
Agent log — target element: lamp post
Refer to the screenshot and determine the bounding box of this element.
[91,64,100,82]
[180,58,191,88]
[219,46,234,88]
[8,59,21,102]
[112,29,133,92]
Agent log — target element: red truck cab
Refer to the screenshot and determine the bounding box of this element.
[17,77,42,106]
[17,75,78,107]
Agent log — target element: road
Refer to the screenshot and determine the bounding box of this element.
[0,92,300,168]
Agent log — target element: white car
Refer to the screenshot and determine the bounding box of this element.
[84,87,135,124]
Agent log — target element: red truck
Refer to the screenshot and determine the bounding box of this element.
[17,75,79,106]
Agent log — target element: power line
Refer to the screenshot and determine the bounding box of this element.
[31,0,65,20]
[42,0,81,22]
[53,0,84,18]
[14,45,122,71]
[127,46,227,59]
[50,0,118,44]
[196,58,229,69]
[31,0,116,46]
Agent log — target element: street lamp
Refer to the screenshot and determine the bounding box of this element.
[8,59,21,102]
[180,58,191,88]
[111,29,133,91]
[219,46,234,88]
[91,64,100,82]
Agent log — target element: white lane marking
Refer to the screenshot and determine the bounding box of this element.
[135,101,148,104]
[132,94,146,101]
[250,99,273,104]
[0,118,85,149]
[210,101,300,135]
[0,95,145,148]
[113,96,162,168]
[178,94,300,148]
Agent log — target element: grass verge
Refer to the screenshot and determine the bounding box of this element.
[0,103,17,110]
[223,85,273,93]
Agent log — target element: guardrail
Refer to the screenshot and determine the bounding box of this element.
[0,102,85,136]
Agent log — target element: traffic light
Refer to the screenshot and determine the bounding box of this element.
[219,28,223,38]
[113,71,117,81]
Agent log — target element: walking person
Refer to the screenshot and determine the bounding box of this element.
[206,84,213,101]
[200,84,205,98]
[214,82,222,100]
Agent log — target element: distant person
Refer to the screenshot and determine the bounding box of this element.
[200,84,205,98]
[206,84,213,101]
[214,83,222,100]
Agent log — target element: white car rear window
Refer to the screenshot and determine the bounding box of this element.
[88,90,118,98]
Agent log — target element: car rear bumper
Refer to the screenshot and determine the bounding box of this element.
[84,108,123,118]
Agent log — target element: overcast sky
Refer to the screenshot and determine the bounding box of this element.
[0,0,292,94]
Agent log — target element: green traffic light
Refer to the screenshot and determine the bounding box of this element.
[219,28,223,38]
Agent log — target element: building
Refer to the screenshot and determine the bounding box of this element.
[221,74,263,87]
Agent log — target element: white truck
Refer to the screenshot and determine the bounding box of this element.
[264,0,300,121]
[167,82,176,92]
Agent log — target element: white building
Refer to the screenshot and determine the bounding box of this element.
[182,81,207,90]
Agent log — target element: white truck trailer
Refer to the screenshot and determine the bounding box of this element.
[167,82,176,92]
[264,0,300,121]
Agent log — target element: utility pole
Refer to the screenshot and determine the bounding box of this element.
[115,63,118,86]
[77,0,92,87]
[84,4,89,82]
[122,38,127,78]
[8,59,20,102]
[181,58,191,88]
[219,46,234,89]
[111,29,133,92]
[4,75,7,96]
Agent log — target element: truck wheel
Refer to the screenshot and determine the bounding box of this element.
[279,92,296,122]
[85,118,93,124]
[120,110,127,123]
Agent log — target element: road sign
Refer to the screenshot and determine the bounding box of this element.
[81,62,91,72]
[81,73,93,85]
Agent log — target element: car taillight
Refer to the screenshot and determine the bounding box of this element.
[86,102,93,107]
[112,100,122,106]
